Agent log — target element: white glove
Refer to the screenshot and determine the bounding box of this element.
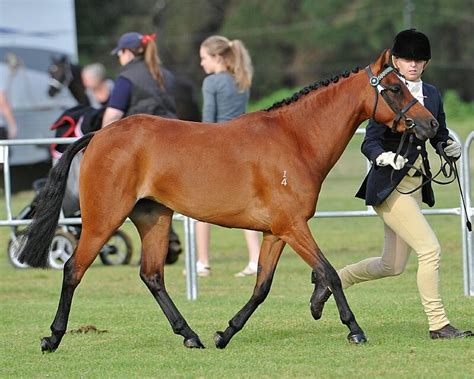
[375,152,407,170]
[443,139,461,158]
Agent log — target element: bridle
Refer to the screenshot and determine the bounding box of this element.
[365,65,418,133]
[365,65,472,230]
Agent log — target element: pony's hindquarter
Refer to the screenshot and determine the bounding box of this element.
[17,133,94,268]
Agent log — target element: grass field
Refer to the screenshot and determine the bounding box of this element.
[0,121,473,378]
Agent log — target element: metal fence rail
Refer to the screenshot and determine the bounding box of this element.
[1,129,472,300]
[462,131,474,296]
[0,137,200,297]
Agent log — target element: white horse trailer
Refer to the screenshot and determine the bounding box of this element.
[0,0,78,172]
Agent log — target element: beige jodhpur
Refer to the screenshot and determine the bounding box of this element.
[338,173,449,331]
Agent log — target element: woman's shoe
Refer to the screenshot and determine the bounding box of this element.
[196,264,211,277]
[234,263,258,277]
[182,261,211,277]
[429,324,473,339]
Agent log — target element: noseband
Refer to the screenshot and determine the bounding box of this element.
[365,65,418,133]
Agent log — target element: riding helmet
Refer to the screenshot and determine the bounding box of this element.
[391,29,431,61]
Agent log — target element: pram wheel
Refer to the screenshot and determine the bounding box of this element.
[7,232,30,268]
[99,229,133,265]
[48,230,77,269]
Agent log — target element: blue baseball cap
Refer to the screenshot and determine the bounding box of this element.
[111,32,143,55]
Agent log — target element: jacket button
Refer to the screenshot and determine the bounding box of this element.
[416,145,421,151]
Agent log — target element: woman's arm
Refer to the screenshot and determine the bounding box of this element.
[0,91,17,138]
[101,107,125,128]
[101,76,132,128]
[361,120,387,163]
[201,76,217,123]
[428,88,450,151]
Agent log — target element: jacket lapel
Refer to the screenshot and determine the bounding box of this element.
[422,83,435,115]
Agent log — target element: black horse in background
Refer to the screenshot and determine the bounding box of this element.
[46,55,201,121]
[47,55,90,106]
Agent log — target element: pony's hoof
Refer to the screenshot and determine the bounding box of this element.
[347,332,368,345]
[214,331,228,349]
[40,337,57,353]
[310,287,332,320]
[183,336,205,349]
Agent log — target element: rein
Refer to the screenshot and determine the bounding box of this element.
[389,137,472,231]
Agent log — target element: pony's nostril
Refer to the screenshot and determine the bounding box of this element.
[431,119,439,129]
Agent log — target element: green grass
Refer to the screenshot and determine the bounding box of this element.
[0,121,473,378]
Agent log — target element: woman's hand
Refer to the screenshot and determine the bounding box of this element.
[375,152,407,170]
[443,140,461,158]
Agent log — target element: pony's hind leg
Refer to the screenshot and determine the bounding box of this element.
[214,233,286,349]
[130,200,204,349]
[281,221,367,344]
[41,181,136,353]
[40,228,114,352]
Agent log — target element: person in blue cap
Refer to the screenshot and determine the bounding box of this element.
[102,31,177,127]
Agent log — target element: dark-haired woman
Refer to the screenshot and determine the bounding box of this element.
[102,31,176,127]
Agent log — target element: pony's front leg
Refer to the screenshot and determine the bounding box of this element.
[282,221,367,344]
[215,234,285,349]
[310,270,332,320]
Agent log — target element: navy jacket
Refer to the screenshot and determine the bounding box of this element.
[355,83,450,207]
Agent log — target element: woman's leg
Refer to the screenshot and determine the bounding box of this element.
[235,230,261,277]
[195,221,211,275]
[244,230,260,266]
[338,223,411,288]
[372,176,448,330]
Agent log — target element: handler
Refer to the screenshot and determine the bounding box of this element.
[102,31,177,127]
[338,29,472,339]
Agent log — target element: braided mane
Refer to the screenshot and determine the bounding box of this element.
[265,67,362,111]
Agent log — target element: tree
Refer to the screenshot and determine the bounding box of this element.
[75,0,474,101]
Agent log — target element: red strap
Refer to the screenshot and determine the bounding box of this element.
[50,115,78,156]
[50,115,76,130]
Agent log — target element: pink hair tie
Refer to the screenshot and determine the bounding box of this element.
[141,33,156,45]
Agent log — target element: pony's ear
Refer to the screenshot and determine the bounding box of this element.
[371,49,392,75]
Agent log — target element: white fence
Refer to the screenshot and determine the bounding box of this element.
[1,129,473,299]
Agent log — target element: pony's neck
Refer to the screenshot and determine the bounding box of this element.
[69,65,90,106]
[285,71,371,179]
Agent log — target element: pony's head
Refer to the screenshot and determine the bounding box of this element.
[47,55,73,97]
[366,49,438,140]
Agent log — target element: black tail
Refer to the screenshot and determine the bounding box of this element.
[17,133,95,268]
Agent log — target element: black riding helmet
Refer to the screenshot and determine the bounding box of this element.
[392,28,431,61]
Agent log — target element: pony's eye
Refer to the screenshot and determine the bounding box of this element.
[389,85,401,93]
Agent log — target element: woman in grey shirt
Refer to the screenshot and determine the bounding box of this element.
[195,35,259,277]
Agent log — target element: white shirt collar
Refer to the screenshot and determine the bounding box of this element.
[397,74,424,105]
